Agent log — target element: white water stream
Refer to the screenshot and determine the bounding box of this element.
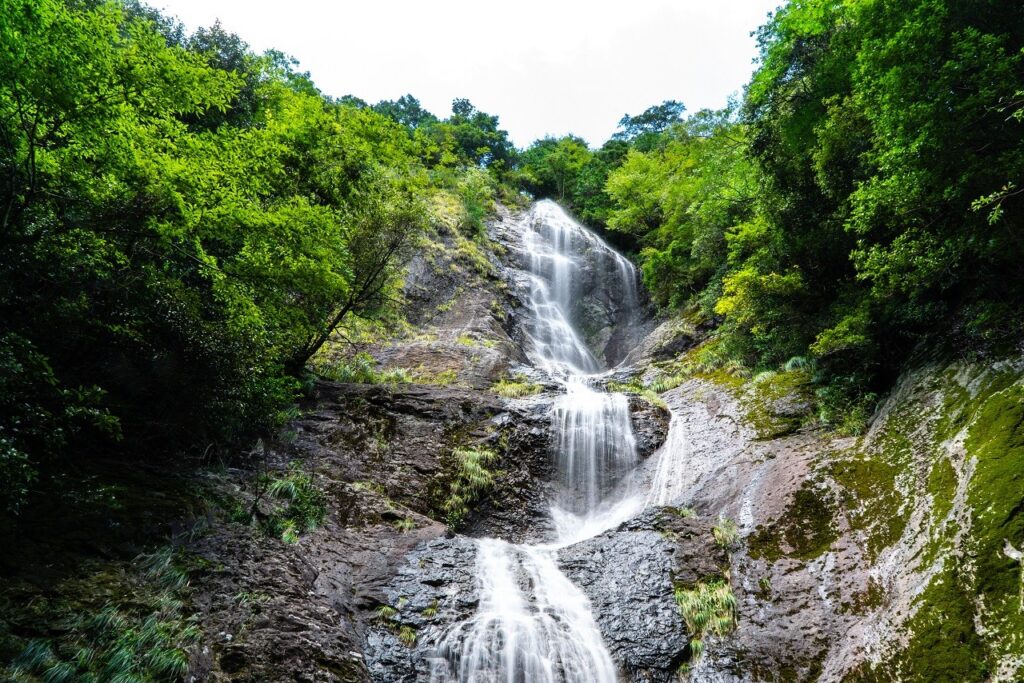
[432,201,688,682]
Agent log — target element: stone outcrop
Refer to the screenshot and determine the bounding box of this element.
[645,358,1024,682]
[560,509,727,682]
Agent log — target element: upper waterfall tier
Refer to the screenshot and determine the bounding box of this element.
[519,200,641,375]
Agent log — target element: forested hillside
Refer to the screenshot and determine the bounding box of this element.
[520,0,1024,433]
[0,0,520,512]
[2,0,1023,681]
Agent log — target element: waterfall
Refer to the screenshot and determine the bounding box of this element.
[432,539,617,683]
[520,200,639,376]
[432,200,655,683]
[646,411,691,507]
[551,377,637,513]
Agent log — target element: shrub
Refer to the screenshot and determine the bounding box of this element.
[6,549,200,682]
[260,463,326,543]
[314,352,410,385]
[398,625,417,647]
[394,517,416,533]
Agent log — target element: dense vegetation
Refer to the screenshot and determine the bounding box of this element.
[0,0,518,513]
[523,0,1024,431]
[3,0,1023,508]
[2,1,1023,681]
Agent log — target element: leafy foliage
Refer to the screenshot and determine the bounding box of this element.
[258,463,326,543]
[595,0,1024,428]
[0,0,528,510]
[712,518,740,549]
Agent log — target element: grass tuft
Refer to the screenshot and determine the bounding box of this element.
[492,374,543,398]
[713,518,740,549]
[675,577,737,663]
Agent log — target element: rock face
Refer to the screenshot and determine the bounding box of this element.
[559,509,727,683]
[629,395,672,461]
[178,203,683,681]
[648,359,1024,682]
[359,508,724,683]
[361,536,480,683]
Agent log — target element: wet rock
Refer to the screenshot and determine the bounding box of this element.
[362,537,480,683]
[559,508,726,682]
[188,514,450,682]
[629,395,671,461]
[644,358,1024,682]
[461,397,561,543]
[621,317,705,368]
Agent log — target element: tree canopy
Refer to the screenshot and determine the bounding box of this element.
[0,0,473,510]
[4,0,1023,511]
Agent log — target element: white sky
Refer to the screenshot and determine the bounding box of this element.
[152,0,780,148]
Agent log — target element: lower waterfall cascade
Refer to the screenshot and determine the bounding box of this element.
[429,201,692,682]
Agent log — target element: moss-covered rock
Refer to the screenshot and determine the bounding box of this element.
[742,369,816,440]
[845,365,1024,682]
[748,480,838,562]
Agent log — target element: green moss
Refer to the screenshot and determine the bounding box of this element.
[453,235,496,278]
[606,380,668,410]
[831,453,907,562]
[864,566,988,683]
[846,369,1024,681]
[963,383,1024,659]
[926,455,956,525]
[694,369,747,392]
[413,366,459,386]
[748,480,838,562]
[741,369,814,439]
[840,577,886,615]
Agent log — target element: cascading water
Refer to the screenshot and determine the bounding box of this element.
[551,378,637,514]
[431,539,617,683]
[521,200,640,377]
[647,411,692,507]
[432,200,664,683]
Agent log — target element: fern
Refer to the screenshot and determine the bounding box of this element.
[441,446,499,525]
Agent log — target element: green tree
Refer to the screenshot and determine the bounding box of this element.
[520,136,591,200]
[0,0,429,508]
[373,94,438,130]
[613,100,686,151]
